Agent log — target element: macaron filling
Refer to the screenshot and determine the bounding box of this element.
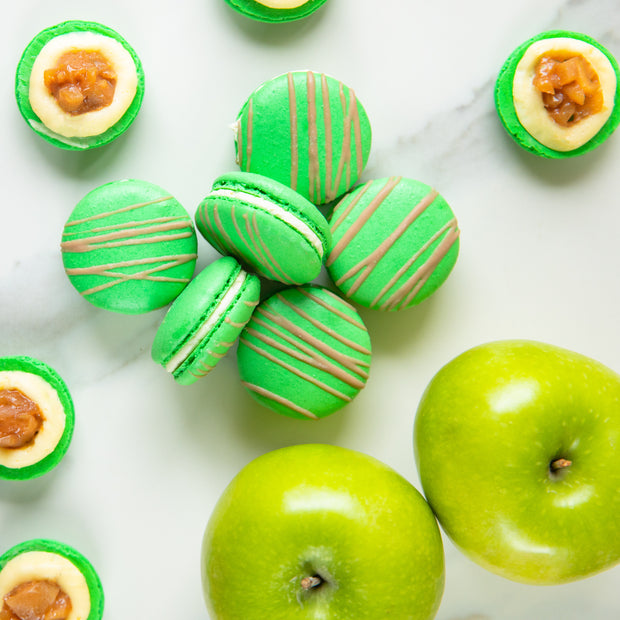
[0,371,66,470]
[164,269,249,375]
[208,187,325,259]
[0,551,90,620]
[255,0,310,7]
[513,37,616,151]
[29,31,138,138]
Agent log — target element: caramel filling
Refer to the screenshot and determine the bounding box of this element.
[0,580,72,620]
[43,50,117,115]
[0,389,43,450]
[533,53,603,126]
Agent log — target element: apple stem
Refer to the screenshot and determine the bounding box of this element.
[301,575,323,591]
[550,458,572,473]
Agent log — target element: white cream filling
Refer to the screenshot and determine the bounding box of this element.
[0,371,66,469]
[210,188,324,257]
[0,551,90,620]
[255,0,310,8]
[29,31,138,138]
[165,270,249,374]
[513,37,616,151]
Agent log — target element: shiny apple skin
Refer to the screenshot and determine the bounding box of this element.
[414,339,620,585]
[202,444,444,619]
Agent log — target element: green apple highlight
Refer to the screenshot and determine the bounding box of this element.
[414,339,620,585]
[202,444,445,619]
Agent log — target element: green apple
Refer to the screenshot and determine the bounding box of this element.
[201,443,445,619]
[414,339,620,585]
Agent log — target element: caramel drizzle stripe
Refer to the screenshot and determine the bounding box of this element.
[307,71,321,204]
[241,381,319,420]
[243,299,260,308]
[225,317,248,328]
[254,307,369,384]
[288,72,298,191]
[329,180,373,237]
[334,186,439,297]
[327,176,402,266]
[351,89,363,174]
[64,195,174,227]
[321,74,333,203]
[236,119,243,167]
[382,222,460,311]
[245,99,253,172]
[198,204,234,256]
[66,254,196,296]
[274,293,371,357]
[61,220,194,253]
[62,215,189,236]
[371,219,456,309]
[241,335,352,401]
[296,288,365,330]
[188,346,230,378]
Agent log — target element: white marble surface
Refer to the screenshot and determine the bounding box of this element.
[1,0,619,618]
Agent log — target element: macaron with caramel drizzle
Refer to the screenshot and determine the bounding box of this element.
[234,71,372,205]
[195,172,331,285]
[0,356,74,481]
[15,20,145,150]
[224,0,327,23]
[326,176,460,311]
[0,539,104,620]
[495,30,620,157]
[237,285,371,420]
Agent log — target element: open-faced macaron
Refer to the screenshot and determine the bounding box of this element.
[326,176,460,311]
[0,539,104,620]
[61,179,197,314]
[152,256,261,385]
[495,30,620,158]
[0,356,74,481]
[15,20,145,150]
[195,172,331,285]
[234,71,372,205]
[224,0,327,23]
[237,285,371,420]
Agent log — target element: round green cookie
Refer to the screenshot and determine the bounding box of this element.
[152,256,261,385]
[495,30,620,158]
[237,285,371,420]
[195,172,331,285]
[0,539,104,620]
[15,20,145,150]
[61,179,197,314]
[326,177,460,311]
[234,71,372,205]
[224,0,327,23]
[0,356,74,481]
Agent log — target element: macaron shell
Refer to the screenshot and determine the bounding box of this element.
[326,176,460,311]
[0,356,74,481]
[195,172,331,285]
[61,179,197,314]
[15,20,145,151]
[152,257,260,385]
[235,71,372,205]
[237,285,372,420]
[224,0,327,23]
[0,539,104,620]
[495,30,620,158]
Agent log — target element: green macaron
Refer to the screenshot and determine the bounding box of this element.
[0,539,104,620]
[15,20,145,151]
[195,172,331,285]
[152,256,261,385]
[224,0,327,23]
[61,179,197,314]
[0,356,74,481]
[237,285,372,420]
[326,176,460,311]
[495,30,620,158]
[234,71,372,205]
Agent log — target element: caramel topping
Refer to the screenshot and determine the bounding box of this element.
[0,389,44,449]
[0,580,72,620]
[43,50,117,115]
[533,53,604,126]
